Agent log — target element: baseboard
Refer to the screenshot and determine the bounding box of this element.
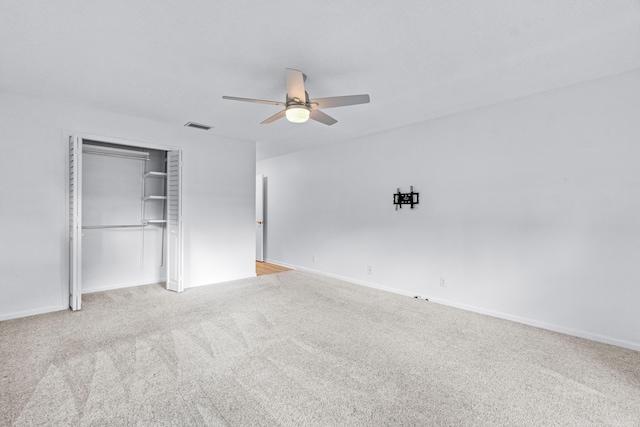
[185,270,258,289]
[272,261,417,298]
[0,304,68,322]
[265,259,640,353]
[82,280,166,294]
[427,297,640,352]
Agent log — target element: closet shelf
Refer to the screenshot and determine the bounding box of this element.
[144,219,167,224]
[144,171,167,179]
[143,195,167,201]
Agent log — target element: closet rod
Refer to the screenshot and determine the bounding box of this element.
[82,224,148,229]
[83,150,150,161]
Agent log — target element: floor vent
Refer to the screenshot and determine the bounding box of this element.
[184,122,212,130]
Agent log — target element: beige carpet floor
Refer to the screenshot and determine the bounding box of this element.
[1,271,639,426]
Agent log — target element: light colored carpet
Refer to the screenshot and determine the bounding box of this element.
[1,271,639,426]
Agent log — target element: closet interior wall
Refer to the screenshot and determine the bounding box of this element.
[82,142,167,293]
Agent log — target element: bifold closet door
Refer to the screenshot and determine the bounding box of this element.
[166,150,183,292]
[69,135,82,310]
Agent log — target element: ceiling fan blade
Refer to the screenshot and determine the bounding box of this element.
[222,96,285,106]
[309,94,370,109]
[261,109,287,124]
[309,109,337,126]
[285,68,306,103]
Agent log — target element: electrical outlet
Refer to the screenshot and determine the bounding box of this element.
[367,266,372,275]
[440,277,446,287]
[312,255,317,263]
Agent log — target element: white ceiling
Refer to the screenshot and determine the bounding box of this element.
[1,1,640,160]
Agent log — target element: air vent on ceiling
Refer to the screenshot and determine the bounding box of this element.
[184,122,212,130]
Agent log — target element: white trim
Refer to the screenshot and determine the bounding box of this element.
[68,130,180,152]
[82,281,166,294]
[184,270,258,289]
[0,305,67,322]
[425,297,640,353]
[265,259,640,353]
[265,259,417,297]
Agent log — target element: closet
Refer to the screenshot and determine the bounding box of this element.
[68,133,182,310]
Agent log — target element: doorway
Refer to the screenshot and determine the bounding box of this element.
[256,262,291,276]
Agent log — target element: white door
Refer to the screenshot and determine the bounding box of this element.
[256,175,264,262]
[166,150,183,292]
[69,135,82,310]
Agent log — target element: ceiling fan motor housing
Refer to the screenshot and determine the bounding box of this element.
[286,91,310,107]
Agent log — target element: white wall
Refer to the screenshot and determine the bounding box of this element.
[257,69,640,351]
[0,91,256,320]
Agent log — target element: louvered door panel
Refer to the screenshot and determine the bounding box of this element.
[166,150,183,292]
[69,135,82,310]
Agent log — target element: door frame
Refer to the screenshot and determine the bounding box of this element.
[64,131,182,310]
[256,174,265,262]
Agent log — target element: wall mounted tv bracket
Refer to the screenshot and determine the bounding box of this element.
[394,186,419,210]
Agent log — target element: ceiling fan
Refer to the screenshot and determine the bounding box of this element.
[222,68,370,126]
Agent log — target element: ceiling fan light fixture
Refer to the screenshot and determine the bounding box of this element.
[285,106,310,123]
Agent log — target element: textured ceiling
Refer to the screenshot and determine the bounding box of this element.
[1,1,640,159]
